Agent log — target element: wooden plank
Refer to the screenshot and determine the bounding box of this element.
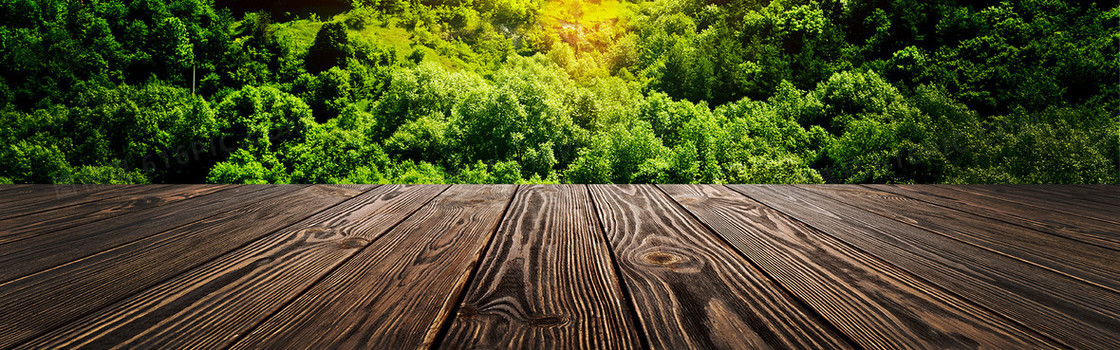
[0,184,34,202]
[0,185,111,205]
[798,185,1120,293]
[1012,184,1120,206]
[0,184,138,206]
[0,185,156,220]
[1074,184,1120,198]
[0,185,294,283]
[0,185,231,245]
[868,184,1120,251]
[231,185,516,349]
[941,184,1120,225]
[732,185,1120,349]
[0,185,371,349]
[16,185,450,350]
[588,184,853,349]
[439,185,641,349]
[662,184,1057,349]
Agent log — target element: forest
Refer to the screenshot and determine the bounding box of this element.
[0,0,1116,184]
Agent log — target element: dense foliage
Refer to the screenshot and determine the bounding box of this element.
[0,0,1116,184]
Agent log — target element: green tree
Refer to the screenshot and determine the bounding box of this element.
[153,17,194,84]
[289,121,389,183]
[213,85,315,182]
[65,82,218,182]
[207,148,290,184]
[0,140,71,183]
[811,70,937,183]
[565,121,668,184]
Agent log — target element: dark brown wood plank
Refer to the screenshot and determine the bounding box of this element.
[0,184,371,349]
[941,184,1120,225]
[0,185,115,205]
[0,185,156,220]
[0,185,231,245]
[662,184,1058,349]
[732,185,1120,349]
[1011,184,1120,206]
[588,184,853,349]
[231,185,516,349]
[0,185,294,283]
[868,184,1120,251]
[798,185,1120,293]
[1074,184,1120,198]
[0,184,34,202]
[439,185,641,349]
[17,185,448,350]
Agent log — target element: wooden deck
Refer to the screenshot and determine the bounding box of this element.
[0,184,1117,349]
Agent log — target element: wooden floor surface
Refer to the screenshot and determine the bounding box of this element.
[0,184,1116,349]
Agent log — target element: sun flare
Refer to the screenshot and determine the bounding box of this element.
[539,0,630,52]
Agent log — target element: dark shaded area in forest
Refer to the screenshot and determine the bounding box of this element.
[215,0,350,18]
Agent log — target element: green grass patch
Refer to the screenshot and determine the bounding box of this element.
[273,14,471,71]
[274,19,323,52]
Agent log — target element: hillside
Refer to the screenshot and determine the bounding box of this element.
[0,0,1116,184]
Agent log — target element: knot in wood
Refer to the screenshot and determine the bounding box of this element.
[457,305,478,320]
[337,237,369,249]
[303,227,334,239]
[528,314,567,328]
[643,252,682,266]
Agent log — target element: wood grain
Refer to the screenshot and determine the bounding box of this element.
[942,184,1120,225]
[0,185,293,283]
[0,185,370,349]
[231,185,516,350]
[2,184,1118,349]
[0,184,230,245]
[0,184,154,220]
[662,184,1057,349]
[797,185,1120,293]
[588,184,853,349]
[439,185,641,349]
[0,185,36,203]
[733,184,1120,349]
[0,185,122,206]
[868,184,1120,251]
[1009,184,1120,206]
[1074,184,1120,199]
[17,185,447,350]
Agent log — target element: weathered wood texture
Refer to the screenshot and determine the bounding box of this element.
[1012,184,1120,206]
[18,185,445,350]
[867,184,1120,251]
[589,184,853,349]
[1073,184,1120,200]
[441,185,641,349]
[0,185,291,283]
[943,184,1120,224]
[0,185,371,348]
[0,184,1114,349]
[798,185,1120,293]
[0,185,120,206]
[0,184,229,245]
[732,184,1120,349]
[662,184,1057,349]
[0,185,151,219]
[231,185,516,349]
